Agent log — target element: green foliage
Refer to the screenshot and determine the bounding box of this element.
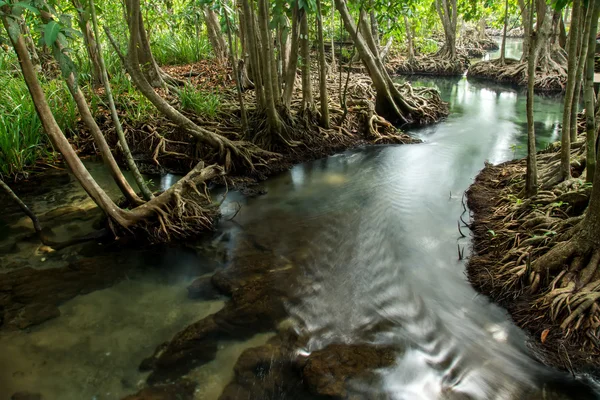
[153,33,211,65]
[179,86,220,118]
[107,71,154,124]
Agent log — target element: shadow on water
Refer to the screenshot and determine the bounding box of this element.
[1,72,599,399]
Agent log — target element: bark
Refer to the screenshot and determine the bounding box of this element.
[2,14,131,228]
[256,0,283,132]
[224,5,249,134]
[124,0,165,88]
[369,10,379,48]
[240,0,264,107]
[20,20,40,71]
[334,0,415,124]
[584,0,600,183]
[434,0,457,59]
[37,10,144,205]
[204,7,228,62]
[300,10,314,112]
[561,0,582,181]
[316,0,330,128]
[283,4,301,108]
[570,1,591,143]
[526,0,538,197]
[518,0,531,62]
[404,15,415,63]
[559,14,567,49]
[71,0,102,86]
[500,0,509,65]
[89,0,153,201]
[330,3,336,70]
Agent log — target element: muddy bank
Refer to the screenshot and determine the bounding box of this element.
[466,144,600,373]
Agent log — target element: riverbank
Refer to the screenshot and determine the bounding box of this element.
[466,136,600,373]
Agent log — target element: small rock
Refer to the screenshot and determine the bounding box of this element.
[186,276,220,300]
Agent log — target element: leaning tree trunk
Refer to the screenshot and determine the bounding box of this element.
[316,0,330,128]
[434,0,457,59]
[334,0,418,124]
[2,10,225,242]
[71,0,102,86]
[525,0,538,197]
[560,0,583,181]
[90,0,153,201]
[584,0,600,183]
[224,4,249,134]
[203,7,228,63]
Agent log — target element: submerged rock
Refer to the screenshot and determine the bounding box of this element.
[11,392,42,400]
[121,380,196,400]
[186,276,221,300]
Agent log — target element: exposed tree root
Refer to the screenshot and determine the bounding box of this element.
[467,130,600,370]
[468,57,567,92]
[390,53,469,77]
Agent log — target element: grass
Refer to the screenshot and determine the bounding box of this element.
[178,86,221,119]
[0,52,78,177]
[153,33,211,65]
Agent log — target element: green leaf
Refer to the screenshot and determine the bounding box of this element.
[12,1,40,15]
[44,20,61,47]
[0,1,8,7]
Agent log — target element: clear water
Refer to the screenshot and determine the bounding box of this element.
[0,74,593,399]
[482,37,524,61]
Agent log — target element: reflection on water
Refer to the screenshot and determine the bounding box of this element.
[482,37,524,61]
[0,75,594,399]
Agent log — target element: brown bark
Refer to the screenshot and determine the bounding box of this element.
[500,0,509,65]
[283,4,301,109]
[518,0,531,62]
[404,15,415,63]
[570,1,591,143]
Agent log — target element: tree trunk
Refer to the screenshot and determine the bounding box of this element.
[2,15,131,227]
[561,0,583,181]
[224,4,249,134]
[404,15,415,63]
[519,0,531,62]
[204,7,228,63]
[316,0,330,128]
[500,0,509,64]
[282,5,301,109]
[526,0,538,197]
[369,10,379,48]
[434,0,457,59]
[559,14,567,48]
[334,0,415,124]
[71,0,102,86]
[90,0,153,201]
[584,0,600,182]
[330,3,336,71]
[300,10,314,112]
[240,0,264,108]
[570,1,591,143]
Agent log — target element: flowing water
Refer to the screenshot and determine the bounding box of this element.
[0,74,596,399]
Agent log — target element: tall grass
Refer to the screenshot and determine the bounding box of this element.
[0,52,77,177]
[153,33,211,65]
[179,86,220,118]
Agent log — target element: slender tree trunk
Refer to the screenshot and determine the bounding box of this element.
[435,0,457,59]
[300,10,314,111]
[561,0,582,180]
[224,4,249,134]
[559,14,567,48]
[2,15,131,227]
[526,0,538,197]
[570,1,591,143]
[204,7,228,62]
[316,0,330,128]
[283,4,301,108]
[519,0,531,62]
[584,0,600,182]
[240,0,264,108]
[404,15,415,63]
[20,21,40,71]
[90,0,153,201]
[71,0,102,86]
[330,3,336,71]
[500,0,509,64]
[369,10,379,48]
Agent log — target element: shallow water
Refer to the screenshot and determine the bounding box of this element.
[483,37,524,61]
[0,74,595,399]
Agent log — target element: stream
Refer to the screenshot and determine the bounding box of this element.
[0,65,597,398]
